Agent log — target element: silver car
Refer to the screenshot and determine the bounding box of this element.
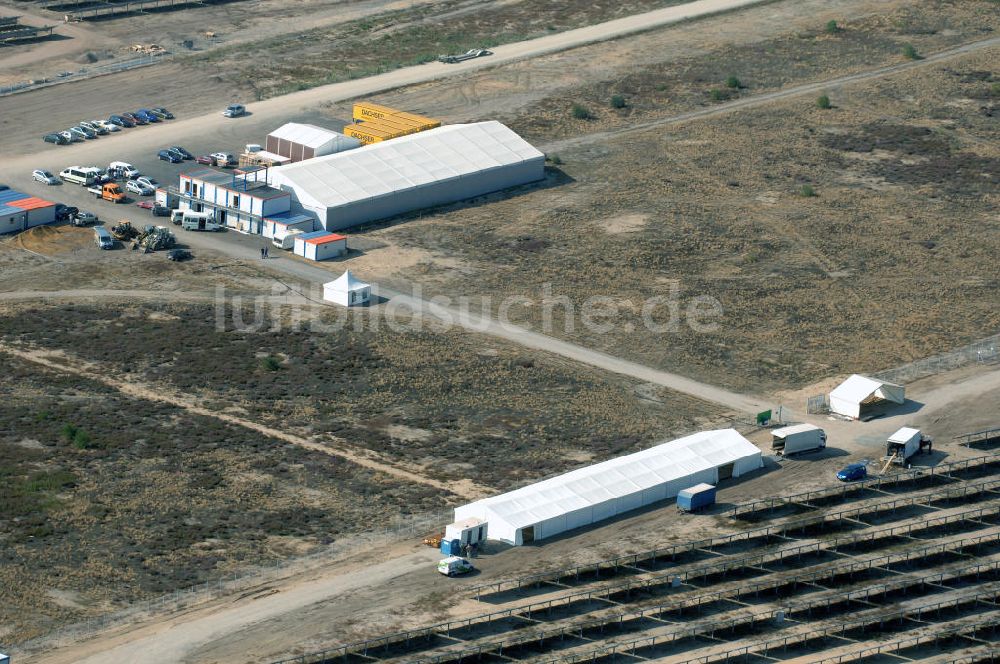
[32,169,59,185]
[68,126,91,140]
[80,120,108,135]
[125,179,153,196]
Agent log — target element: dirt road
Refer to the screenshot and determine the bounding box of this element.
[0,0,773,161]
[0,343,488,500]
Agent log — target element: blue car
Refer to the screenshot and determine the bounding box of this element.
[837,463,868,482]
[108,114,135,128]
[137,109,160,123]
[157,149,182,163]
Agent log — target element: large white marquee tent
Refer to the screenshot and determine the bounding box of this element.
[829,374,905,419]
[454,429,762,546]
[268,121,545,231]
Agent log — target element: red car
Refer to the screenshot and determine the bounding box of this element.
[196,154,214,165]
[136,200,154,210]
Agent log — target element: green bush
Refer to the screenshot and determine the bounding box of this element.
[825,20,840,34]
[725,75,742,89]
[990,82,1000,98]
[548,154,563,165]
[817,94,832,109]
[610,94,627,109]
[262,356,282,371]
[571,104,593,120]
[72,430,95,450]
[709,89,727,102]
[799,184,817,197]
[902,43,921,60]
[61,423,78,443]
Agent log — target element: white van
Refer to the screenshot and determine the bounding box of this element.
[171,209,222,231]
[272,228,304,250]
[59,166,101,186]
[93,227,114,249]
[109,161,140,178]
[223,103,246,118]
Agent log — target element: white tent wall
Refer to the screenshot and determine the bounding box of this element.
[830,394,861,420]
[319,159,542,231]
[456,429,762,546]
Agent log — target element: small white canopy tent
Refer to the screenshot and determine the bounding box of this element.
[829,374,905,419]
[323,270,371,307]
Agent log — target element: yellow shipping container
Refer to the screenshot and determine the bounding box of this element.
[352,102,441,129]
[362,117,421,136]
[344,125,391,144]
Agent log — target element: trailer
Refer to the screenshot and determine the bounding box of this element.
[677,483,716,513]
[771,423,827,455]
[884,427,932,467]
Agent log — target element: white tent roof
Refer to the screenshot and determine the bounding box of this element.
[268,123,355,150]
[830,374,904,405]
[268,121,544,209]
[324,270,369,292]
[465,429,760,530]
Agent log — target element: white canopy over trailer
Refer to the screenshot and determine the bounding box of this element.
[829,375,905,420]
[454,429,762,546]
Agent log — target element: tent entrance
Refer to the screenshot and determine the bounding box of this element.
[521,526,535,544]
[718,463,734,481]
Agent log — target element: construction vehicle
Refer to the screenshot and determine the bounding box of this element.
[437,48,492,64]
[881,427,932,471]
[87,182,125,203]
[422,534,442,548]
[110,220,138,241]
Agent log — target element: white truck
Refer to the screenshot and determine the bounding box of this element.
[885,427,932,466]
[771,424,827,455]
[171,209,222,231]
[272,227,304,250]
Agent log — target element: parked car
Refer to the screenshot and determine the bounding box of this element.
[94,119,120,132]
[195,154,214,165]
[122,112,147,125]
[33,169,59,185]
[109,161,140,179]
[167,248,192,261]
[125,180,153,195]
[134,176,159,190]
[67,127,89,141]
[168,146,193,160]
[136,200,154,210]
[43,133,69,145]
[108,114,135,128]
[164,147,187,161]
[152,205,172,217]
[837,463,868,482]
[54,204,78,221]
[80,120,108,135]
[59,130,76,142]
[222,103,246,118]
[72,211,98,226]
[210,152,235,166]
[136,109,159,123]
[151,107,174,119]
[73,124,97,139]
[157,149,182,163]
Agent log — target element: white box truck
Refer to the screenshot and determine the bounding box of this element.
[771,423,827,455]
[885,427,931,466]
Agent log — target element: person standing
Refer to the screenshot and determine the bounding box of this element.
[260,247,265,259]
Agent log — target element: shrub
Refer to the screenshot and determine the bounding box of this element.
[991,82,1000,98]
[548,154,563,165]
[73,430,95,449]
[902,43,921,60]
[610,94,627,109]
[725,75,742,89]
[709,89,727,102]
[799,184,817,197]
[61,423,78,443]
[571,104,593,120]
[825,20,840,34]
[263,356,282,371]
[817,94,832,109]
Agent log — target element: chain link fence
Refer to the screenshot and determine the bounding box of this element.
[0,53,172,97]
[872,333,1000,386]
[15,507,453,657]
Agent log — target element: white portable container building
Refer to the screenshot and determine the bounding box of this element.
[771,423,827,455]
[454,429,762,546]
[293,230,347,261]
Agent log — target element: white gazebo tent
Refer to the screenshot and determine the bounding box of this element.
[829,374,905,419]
[323,270,371,307]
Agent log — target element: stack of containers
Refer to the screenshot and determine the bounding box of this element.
[344,102,442,144]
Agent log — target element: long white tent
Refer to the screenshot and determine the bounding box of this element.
[829,374,905,419]
[268,121,545,231]
[454,429,762,546]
